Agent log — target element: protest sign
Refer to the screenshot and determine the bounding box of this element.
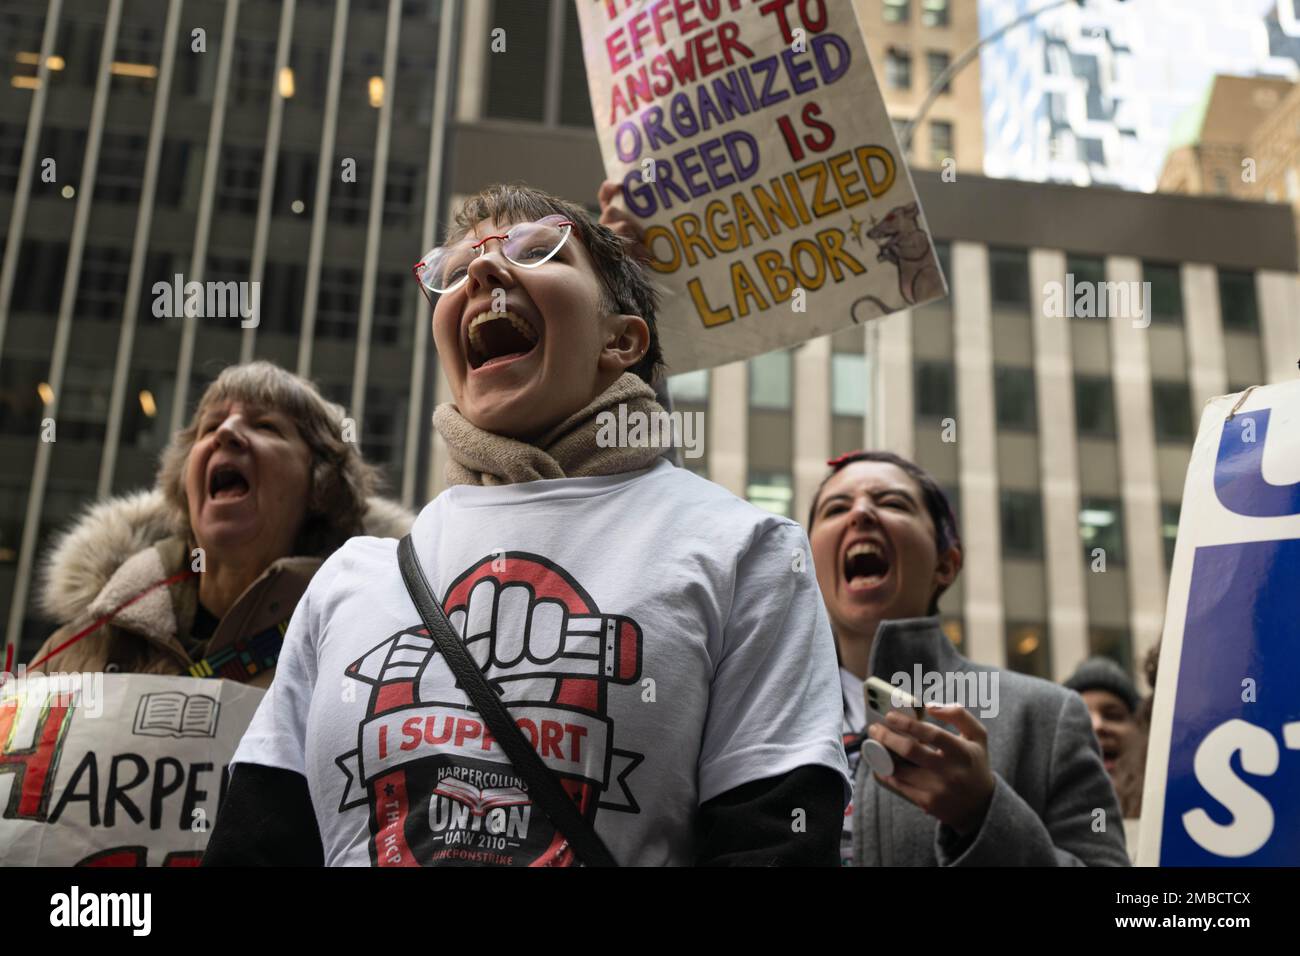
[0,672,263,866]
[576,0,947,373]
[1139,380,1300,865]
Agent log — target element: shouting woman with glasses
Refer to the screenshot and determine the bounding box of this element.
[205,185,850,867]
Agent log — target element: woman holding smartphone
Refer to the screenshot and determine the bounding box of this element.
[805,451,1130,866]
[599,184,1128,866]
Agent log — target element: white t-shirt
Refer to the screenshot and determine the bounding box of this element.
[234,460,849,866]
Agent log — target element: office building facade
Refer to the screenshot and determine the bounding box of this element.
[1,0,454,659]
[980,0,1300,192]
[850,0,985,174]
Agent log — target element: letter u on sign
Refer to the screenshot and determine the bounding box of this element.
[1215,409,1300,518]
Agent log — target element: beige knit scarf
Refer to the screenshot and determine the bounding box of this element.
[433,372,669,487]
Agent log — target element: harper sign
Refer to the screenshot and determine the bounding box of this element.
[1140,380,1300,865]
[576,0,946,373]
[0,673,263,866]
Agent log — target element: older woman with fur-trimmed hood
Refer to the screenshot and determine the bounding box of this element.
[30,362,413,687]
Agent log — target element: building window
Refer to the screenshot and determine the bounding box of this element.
[155,139,192,207]
[0,122,24,194]
[122,368,171,449]
[670,369,709,404]
[260,261,306,337]
[932,240,952,288]
[915,361,955,419]
[273,151,317,218]
[1218,270,1259,331]
[747,471,793,518]
[1,11,49,89]
[13,241,68,315]
[995,367,1037,432]
[560,0,594,127]
[1088,628,1132,673]
[383,162,421,229]
[1006,622,1050,678]
[991,250,1031,308]
[929,120,953,167]
[1000,490,1043,559]
[485,0,550,121]
[884,0,910,24]
[217,144,263,215]
[111,24,161,95]
[95,132,147,204]
[1048,131,1071,162]
[316,267,361,340]
[1161,501,1180,570]
[1145,261,1182,324]
[372,271,407,347]
[926,51,952,93]
[989,247,1030,309]
[329,156,370,225]
[0,357,47,438]
[891,116,912,147]
[832,353,868,417]
[1075,376,1116,438]
[74,246,131,321]
[1066,254,1105,292]
[922,0,951,29]
[940,485,962,535]
[1080,497,1124,567]
[139,252,173,326]
[886,47,912,91]
[362,385,406,469]
[58,363,114,444]
[1152,380,1193,443]
[749,350,792,409]
[231,37,276,106]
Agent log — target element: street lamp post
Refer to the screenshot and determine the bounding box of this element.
[899,0,1085,153]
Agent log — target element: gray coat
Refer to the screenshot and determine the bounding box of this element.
[852,618,1130,866]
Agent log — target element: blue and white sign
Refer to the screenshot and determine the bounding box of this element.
[1140,380,1300,866]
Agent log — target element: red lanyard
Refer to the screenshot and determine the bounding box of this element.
[27,569,198,672]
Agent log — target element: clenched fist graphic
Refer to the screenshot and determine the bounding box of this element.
[338,551,644,866]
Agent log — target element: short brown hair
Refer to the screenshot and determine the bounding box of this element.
[158,361,380,557]
[443,183,665,384]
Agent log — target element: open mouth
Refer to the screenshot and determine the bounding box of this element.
[208,463,251,502]
[466,311,539,370]
[843,541,891,590]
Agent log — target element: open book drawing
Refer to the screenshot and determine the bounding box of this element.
[433,777,530,816]
[133,692,220,738]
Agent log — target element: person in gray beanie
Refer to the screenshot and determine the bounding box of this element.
[1064,657,1140,789]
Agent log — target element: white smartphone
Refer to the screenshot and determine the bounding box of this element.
[864,676,923,724]
[861,677,924,777]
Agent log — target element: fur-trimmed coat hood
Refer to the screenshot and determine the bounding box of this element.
[38,489,414,626]
[29,489,414,680]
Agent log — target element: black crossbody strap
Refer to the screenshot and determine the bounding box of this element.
[397,535,617,867]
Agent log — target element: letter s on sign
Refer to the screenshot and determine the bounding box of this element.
[1182,718,1278,858]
